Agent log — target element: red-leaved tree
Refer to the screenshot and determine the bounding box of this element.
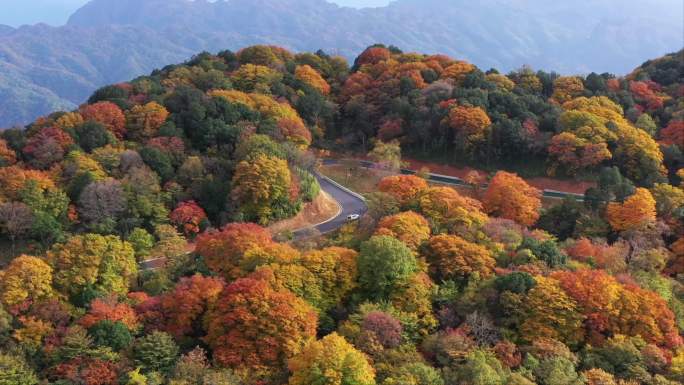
[203,276,317,376]
[80,102,126,139]
[195,223,273,280]
[170,201,207,236]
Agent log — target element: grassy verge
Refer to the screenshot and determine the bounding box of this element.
[403,148,549,178]
[319,163,394,194]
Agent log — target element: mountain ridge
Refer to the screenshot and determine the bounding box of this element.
[1,0,681,128]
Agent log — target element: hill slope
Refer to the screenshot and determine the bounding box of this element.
[0,0,681,127]
[0,46,683,385]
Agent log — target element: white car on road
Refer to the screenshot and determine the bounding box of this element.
[346,214,360,222]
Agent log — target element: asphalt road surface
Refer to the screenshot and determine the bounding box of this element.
[293,173,368,237]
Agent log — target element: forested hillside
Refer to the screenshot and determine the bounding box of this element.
[0,45,684,385]
[334,48,683,186]
[1,0,681,128]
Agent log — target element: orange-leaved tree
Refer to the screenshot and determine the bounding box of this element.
[378,175,428,206]
[421,234,495,284]
[375,211,431,250]
[552,269,682,348]
[483,171,541,227]
[551,269,621,345]
[605,188,656,232]
[446,105,492,153]
[0,139,16,166]
[441,61,475,83]
[80,297,138,330]
[666,237,684,276]
[355,46,391,67]
[195,223,272,280]
[277,117,312,148]
[0,166,55,201]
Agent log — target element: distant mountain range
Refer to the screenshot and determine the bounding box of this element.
[1,0,682,128]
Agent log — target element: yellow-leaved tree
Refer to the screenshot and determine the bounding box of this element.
[418,186,488,233]
[47,234,137,298]
[0,255,53,307]
[375,211,431,250]
[551,76,585,104]
[125,102,169,140]
[295,65,331,95]
[560,96,666,184]
[231,154,293,224]
[231,63,283,92]
[254,247,358,314]
[288,333,375,385]
[518,276,585,346]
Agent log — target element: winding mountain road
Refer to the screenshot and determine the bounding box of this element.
[293,172,368,237]
[142,158,589,270]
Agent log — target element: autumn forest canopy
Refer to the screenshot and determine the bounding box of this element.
[0,44,683,385]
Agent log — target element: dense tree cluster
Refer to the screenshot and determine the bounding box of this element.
[335,45,682,188]
[0,44,683,385]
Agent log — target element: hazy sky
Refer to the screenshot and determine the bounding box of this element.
[0,0,394,27]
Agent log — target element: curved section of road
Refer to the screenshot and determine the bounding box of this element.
[293,172,368,237]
